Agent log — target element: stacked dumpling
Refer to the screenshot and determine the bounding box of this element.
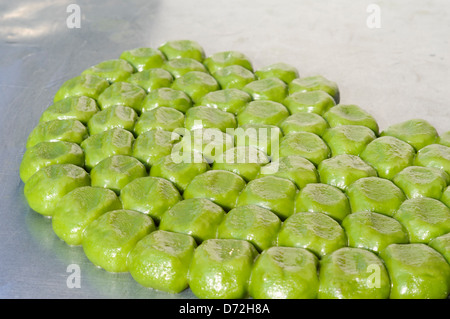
[20,40,450,299]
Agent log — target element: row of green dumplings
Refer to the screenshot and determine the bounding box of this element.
[20,120,450,222]
[21,40,450,298]
[51,183,450,299]
[21,38,450,186]
[20,95,450,192]
[21,100,450,221]
[22,151,450,298]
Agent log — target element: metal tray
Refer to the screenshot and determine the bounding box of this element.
[1,0,448,299]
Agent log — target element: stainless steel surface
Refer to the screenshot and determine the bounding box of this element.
[0,0,448,298]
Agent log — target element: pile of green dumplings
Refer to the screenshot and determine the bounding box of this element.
[20,39,450,299]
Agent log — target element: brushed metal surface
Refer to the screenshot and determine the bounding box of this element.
[0,0,448,298]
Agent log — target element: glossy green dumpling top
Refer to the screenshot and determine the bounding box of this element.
[204,51,253,74]
[212,65,256,90]
[277,212,347,258]
[53,74,109,103]
[82,59,134,83]
[380,243,450,299]
[24,164,90,216]
[242,77,288,103]
[40,96,99,125]
[277,131,330,166]
[217,204,281,252]
[381,119,438,151]
[295,183,350,223]
[212,146,270,182]
[255,62,299,84]
[162,57,208,79]
[82,209,156,272]
[140,87,192,113]
[185,105,236,133]
[283,91,336,115]
[392,165,449,200]
[322,125,376,157]
[97,81,146,113]
[259,155,319,189]
[26,118,88,148]
[120,47,167,71]
[159,198,225,243]
[183,170,246,211]
[128,230,197,293]
[323,104,379,135]
[237,100,289,127]
[81,127,135,170]
[198,89,251,115]
[318,247,390,299]
[249,246,319,299]
[393,197,450,243]
[125,68,173,93]
[90,155,147,194]
[188,238,258,299]
[414,143,450,176]
[134,106,184,135]
[289,75,340,103]
[438,130,450,147]
[87,105,138,136]
[120,176,182,223]
[131,129,181,169]
[158,40,205,62]
[237,175,297,220]
[279,112,329,137]
[171,71,219,104]
[149,152,210,193]
[346,176,406,217]
[318,154,377,191]
[429,232,450,264]
[52,186,122,245]
[360,136,416,180]
[342,211,408,254]
[20,140,85,183]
